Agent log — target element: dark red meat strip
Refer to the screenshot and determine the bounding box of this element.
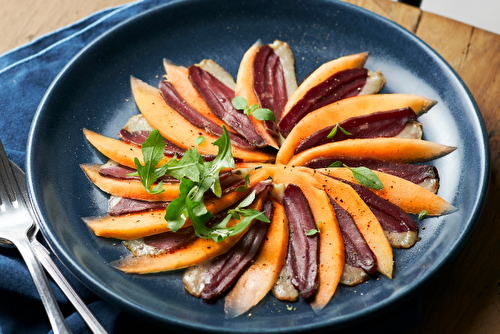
[118,129,187,157]
[158,81,255,150]
[295,107,417,154]
[189,65,267,147]
[283,183,319,299]
[329,197,377,275]
[253,45,288,137]
[278,67,368,138]
[200,200,274,300]
[303,157,439,185]
[144,226,198,253]
[334,177,418,233]
[108,197,169,216]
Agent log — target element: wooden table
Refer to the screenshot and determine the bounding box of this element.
[1,0,499,332]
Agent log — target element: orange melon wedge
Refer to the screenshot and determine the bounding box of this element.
[84,128,170,169]
[111,192,267,273]
[287,138,456,167]
[281,52,368,119]
[81,164,179,202]
[316,168,456,215]
[235,40,279,149]
[308,186,344,312]
[131,76,275,163]
[84,168,269,240]
[312,174,393,278]
[277,94,437,164]
[224,198,288,317]
[163,59,237,133]
[265,165,345,308]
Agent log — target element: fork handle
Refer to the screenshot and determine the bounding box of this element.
[32,240,108,334]
[13,235,72,334]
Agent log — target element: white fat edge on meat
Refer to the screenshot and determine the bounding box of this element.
[183,259,213,297]
[108,195,123,212]
[123,114,155,133]
[358,70,386,95]
[220,167,256,186]
[198,59,236,90]
[419,177,439,194]
[340,264,370,286]
[396,121,423,139]
[385,230,420,249]
[123,238,165,257]
[269,40,298,100]
[268,182,285,202]
[272,266,299,301]
[270,40,298,146]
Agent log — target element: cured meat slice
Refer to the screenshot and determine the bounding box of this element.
[283,183,319,299]
[189,65,267,147]
[328,197,376,286]
[200,200,273,300]
[295,107,418,154]
[158,80,255,150]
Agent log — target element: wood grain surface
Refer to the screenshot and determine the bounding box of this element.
[1,0,499,333]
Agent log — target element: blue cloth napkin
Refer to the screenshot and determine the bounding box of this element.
[0,1,422,333]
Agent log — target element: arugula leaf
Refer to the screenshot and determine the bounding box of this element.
[132,129,167,194]
[164,178,197,232]
[234,190,256,209]
[204,126,235,197]
[164,147,203,182]
[345,165,384,190]
[234,174,251,192]
[135,126,270,242]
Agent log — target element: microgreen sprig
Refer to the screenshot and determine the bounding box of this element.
[232,96,276,122]
[133,126,269,242]
[327,123,352,139]
[326,161,383,190]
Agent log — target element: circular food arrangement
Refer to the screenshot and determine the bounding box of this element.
[81,39,456,318]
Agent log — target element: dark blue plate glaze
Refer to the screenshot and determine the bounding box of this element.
[26,0,489,332]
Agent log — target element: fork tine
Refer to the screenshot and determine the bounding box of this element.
[0,139,16,208]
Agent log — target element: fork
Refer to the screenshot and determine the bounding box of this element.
[0,140,71,334]
[4,156,108,334]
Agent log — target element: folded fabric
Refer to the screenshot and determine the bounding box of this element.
[0,0,422,333]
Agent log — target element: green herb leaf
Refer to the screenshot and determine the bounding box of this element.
[164,178,197,232]
[326,123,351,139]
[328,161,343,168]
[132,130,167,194]
[306,228,320,236]
[136,126,270,242]
[327,124,338,139]
[418,210,428,220]
[231,96,248,110]
[236,190,256,209]
[339,125,352,136]
[252,108,276,121]
[286,305,294,311]
[195,136,205,146]
[234,185,250,192]
[346,165,384,190]
[232,96,276,121]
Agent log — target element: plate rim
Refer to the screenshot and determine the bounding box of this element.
[26,0,490,332]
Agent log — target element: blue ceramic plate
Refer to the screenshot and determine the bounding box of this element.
[26,0,489,332]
